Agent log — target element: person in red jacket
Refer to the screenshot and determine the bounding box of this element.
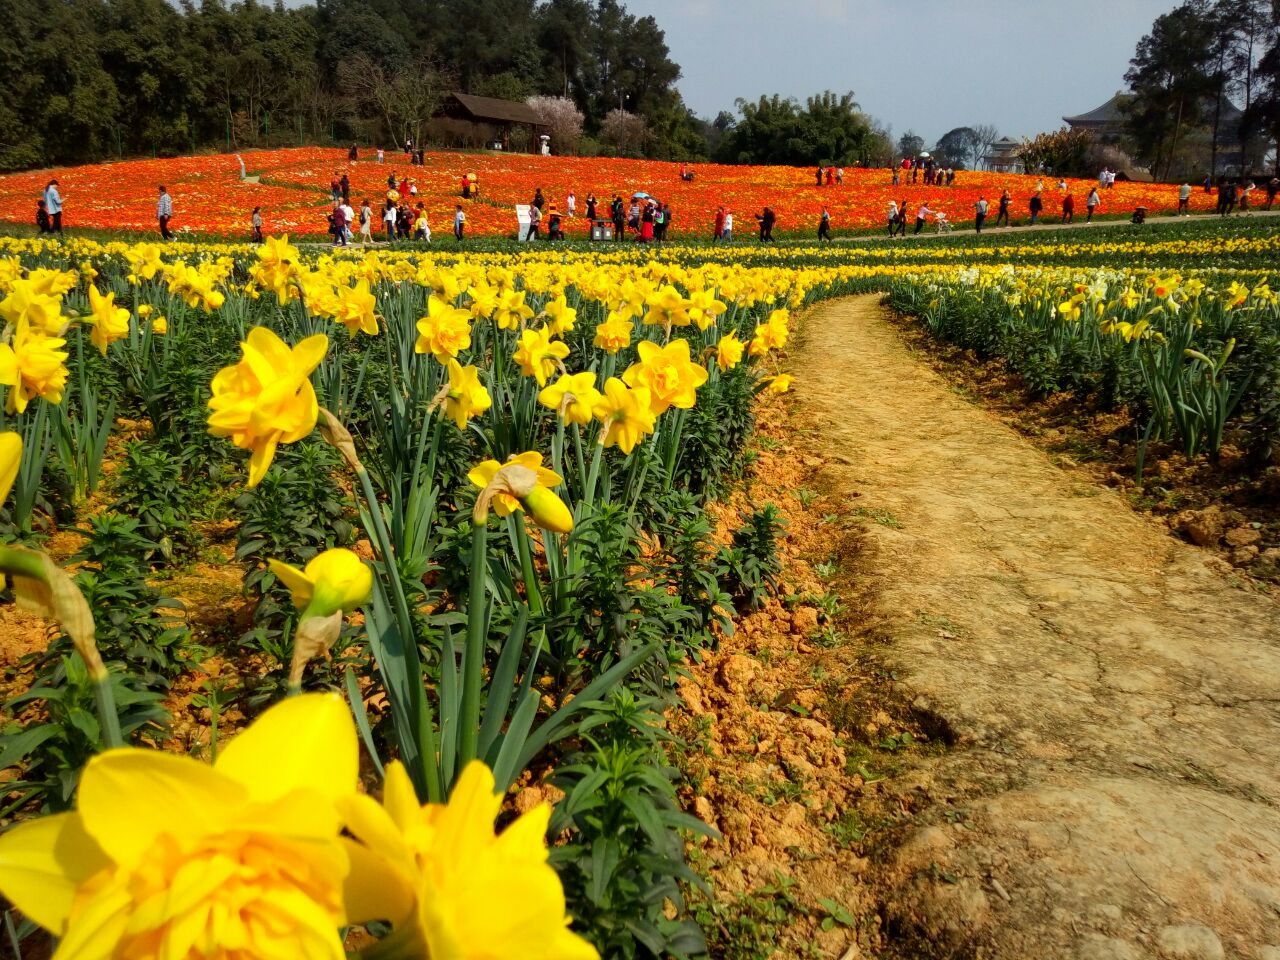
[713,206,725,242]
[1062,192,1075,224]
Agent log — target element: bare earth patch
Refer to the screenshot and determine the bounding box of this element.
[786,295,1280,959]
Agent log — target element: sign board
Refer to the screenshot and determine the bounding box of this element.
[515,204,532,241]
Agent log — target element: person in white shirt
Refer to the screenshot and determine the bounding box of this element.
[383,201,397,241]
[1178,182,1192,215]
[339,201,354,241]
[887,200,899,236]
[914,203,935,234]
[376,148,384,163]
[567,191,576,217]
[454,205,465,241]
[156,185,174,240]
[721,211,733,242]
[43,179,63,233]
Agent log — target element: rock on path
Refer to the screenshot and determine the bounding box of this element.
[792,296,1280,959]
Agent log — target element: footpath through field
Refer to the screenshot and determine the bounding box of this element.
[830,208,1280,243]
[793,296,1280,959]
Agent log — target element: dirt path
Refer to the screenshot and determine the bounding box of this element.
[792,296,1280,960]
[830,208,1280,243]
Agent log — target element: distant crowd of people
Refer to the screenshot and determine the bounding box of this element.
[30,148,1280,246]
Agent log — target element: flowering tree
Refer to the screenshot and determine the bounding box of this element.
[601,108,649,157]
[525,96,584,155]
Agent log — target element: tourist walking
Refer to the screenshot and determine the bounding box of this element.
[340,174,350,203]
[1061,192,1074,224]
[1266,178,1279,210]
[1029,192,1043,226]
[376,147,384,163]
[974,196,988,233]
[756,206,776,242]
[714,206,725,242]
[454,205,465,241]
[532,188,545,211]
[817,207,832,241]
[157,185,174,240]
[526,202,542,241]
[611,196,624,240]
[36,200,50,234]
[339,199,354,242]
[331,202,348,246]
[330,173,342,203]
[914,203,934,234]
[383,200,397,241]
[1086,187,1101,223]
[358,201,373,243]
[1178,182,1191,215]
[44,179,63,234]
[835,167,844,185]
[995,189,1011,228]
[567,191,576,217]
[721,210,733,243]
[251,206,264,243]
[893,198,909,237]
[887,200,899,237]
[585,194,597,221]
[816,165,824,186]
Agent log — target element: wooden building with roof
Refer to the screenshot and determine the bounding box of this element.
[983,138,1024,173]
[436,93,544,152]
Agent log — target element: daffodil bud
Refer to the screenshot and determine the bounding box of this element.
[0,546,104,681]
[523,486,573,534]
[268,548,372,620]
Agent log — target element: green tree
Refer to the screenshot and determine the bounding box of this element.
[1124,1,1217,179]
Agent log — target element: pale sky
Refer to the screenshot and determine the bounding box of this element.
[624,0,1177,144]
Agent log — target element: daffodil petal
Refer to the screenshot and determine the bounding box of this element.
[0,813,108,934]
[78,749,243,867]
[215,693,357,805]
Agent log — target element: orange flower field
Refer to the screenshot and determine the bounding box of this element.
[0,146,1218,239]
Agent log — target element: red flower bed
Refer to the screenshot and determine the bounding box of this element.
[0,147,1218,239]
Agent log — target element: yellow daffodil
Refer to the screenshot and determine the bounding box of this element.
[152,314,167,334]
[0,694,358,960]
[592,377,656,454]
[686,288,727,331]
[1057,294,1085,322]
[86,285,131,355]
[207,328,327,486]
[643,284,691,332]
[766,374,794,394]
[538,371,602,426]
[415,295,473,363]
[0,432,18,507]
[335,279,380,336]
[622,339,708,415]
[593,311,633,354]
[0,278,65,334]
[341,760,598,960]
[748,309,790,357]
[1118,287,1141,309]
[252,235,302,304]
[268,547,372,616]
[542,294,577,336]
[0,318,69,414]
[441,359,492,430]
[493,288,534,331]
[468,451,572,532]
[513,327,570,387]
[26,268,78,298]
[716,331,745,372]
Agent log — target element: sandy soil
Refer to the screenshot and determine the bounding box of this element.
[787,295,1280,960]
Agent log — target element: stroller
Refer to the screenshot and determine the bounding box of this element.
[934,211,953,234]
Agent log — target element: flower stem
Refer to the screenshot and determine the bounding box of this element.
[458,516,489,771]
